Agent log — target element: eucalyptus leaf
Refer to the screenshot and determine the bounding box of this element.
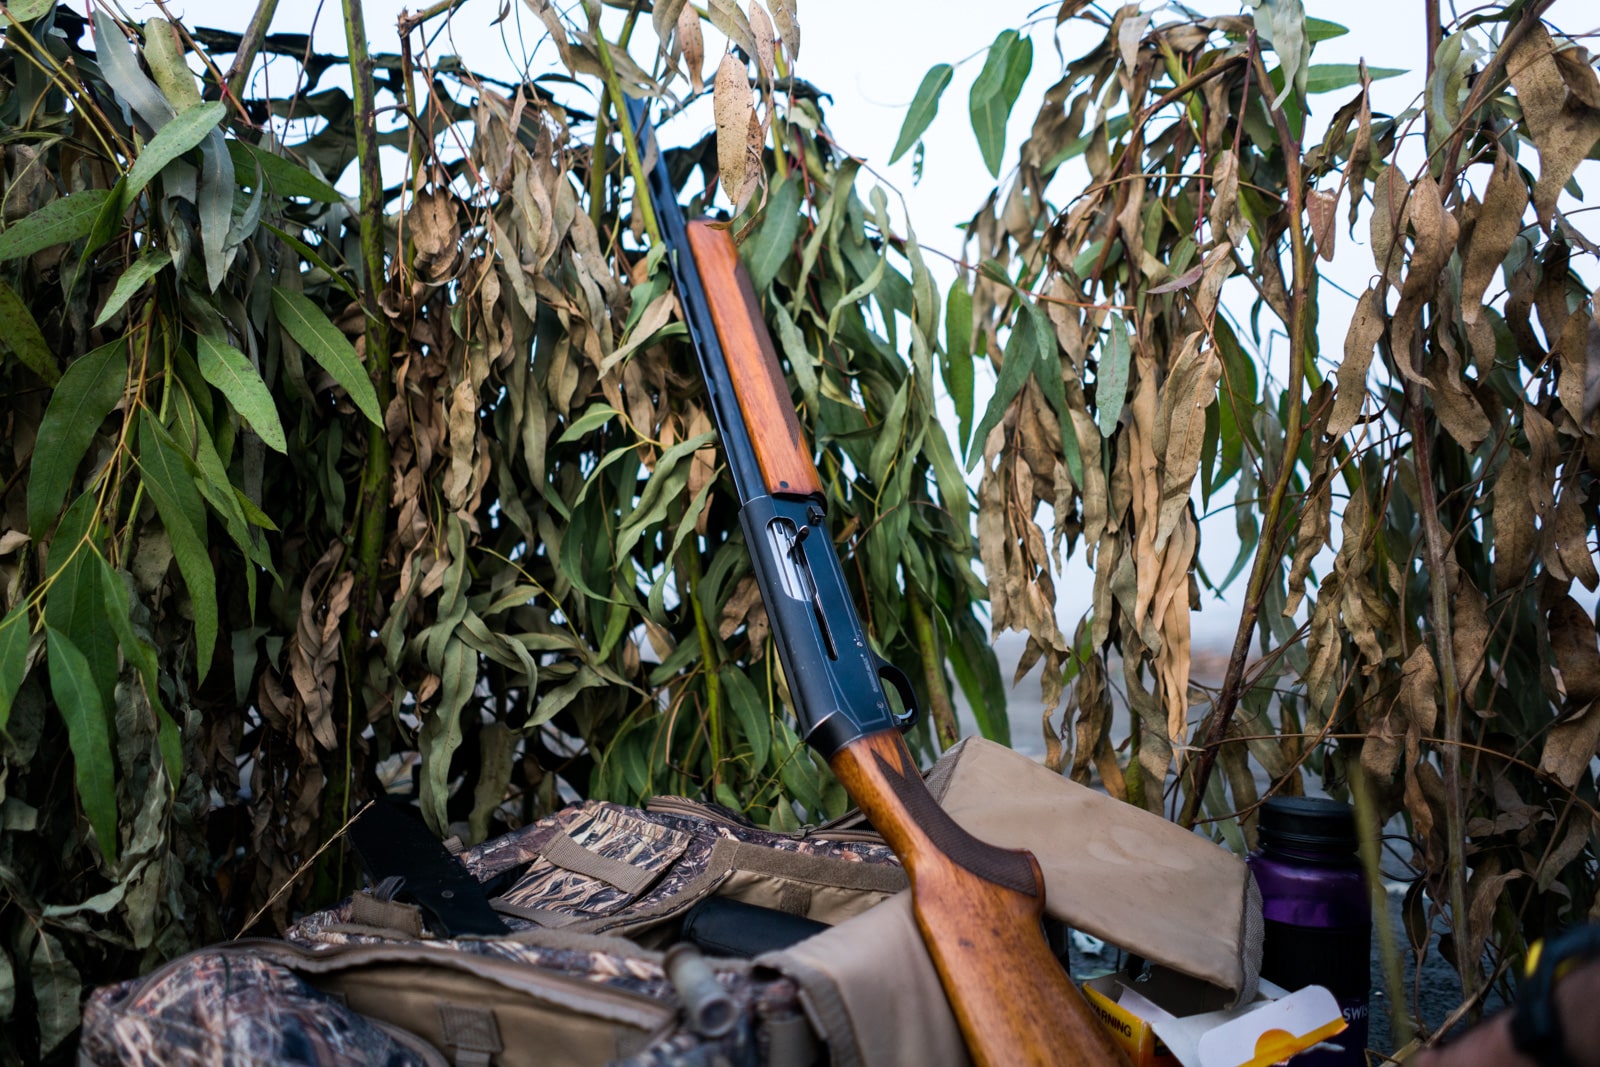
[1306,64,1405,94]
[969,31,1033,177]
[122,101,227,207]
[94,247,172,327]
[0,602,31,731]
[743,175,802,294]
[1095,314,1132,439]
[47,626,118,864]
[197,129,235,289]
[0,0,52,24]
[0,190,114,263]
[197,332,287,452]
[270,286,383,425]
[27,341,128,539]
[890,63,953,165]
[92,9,177,131]
[0,278,59,386]
[136,411,218,680]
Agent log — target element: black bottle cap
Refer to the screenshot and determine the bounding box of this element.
[1259,796,1358,856]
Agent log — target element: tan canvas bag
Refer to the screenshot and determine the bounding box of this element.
[766,737,1263,1067]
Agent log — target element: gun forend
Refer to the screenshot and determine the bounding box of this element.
[682,221,822,500]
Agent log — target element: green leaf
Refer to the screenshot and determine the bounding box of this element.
[1247,0,1310,107]
[0,0,53,25]
[92,9,175,130]
[94,247,171,327]
[46,626,118,864]
[137,411,218,680]
[890,63,953,164]
[197,130,235,290]
[558,403,621,443]
[1305,64,1406,95]
[969,30,1033,177]
[262,222,359,302]
[0,278,59,386]
[743,175,802,294]
[122,101,227,206]
[1021,303,1082,490]
[949,611,1008,745]
[967,303,1040,469]
[196,332,287,452]
[721,666,771,772]
[1304,17,1348,43]
[271,286,383,425]
[95,556,181,783]
[28,341,128,539]
[228,140,342,202]
[1095,313,1132,439]
[0,602,31,731]
[944,279,974,452]
[43,503,118,708]
[0,190,113,262]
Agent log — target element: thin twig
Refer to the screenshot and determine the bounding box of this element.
[222,0,282,104]
[233,801,373,937]
[1179,38,1313,829]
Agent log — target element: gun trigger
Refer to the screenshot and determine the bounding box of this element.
[875,659,921,734]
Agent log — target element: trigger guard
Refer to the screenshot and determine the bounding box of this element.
[875,659,921,733]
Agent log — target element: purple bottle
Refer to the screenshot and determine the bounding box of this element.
[1247,797,1371,1066]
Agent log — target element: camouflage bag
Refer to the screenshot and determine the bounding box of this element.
[80,797,907,1067]
[81,739,1263,1067]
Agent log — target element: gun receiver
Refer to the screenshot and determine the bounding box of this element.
[629,100,1126,1067]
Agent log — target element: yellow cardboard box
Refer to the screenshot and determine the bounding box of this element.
[1083,968,1346,1067]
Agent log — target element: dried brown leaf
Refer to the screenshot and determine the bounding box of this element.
[1508,24,1600,225]
[1152,333,1217,551]
[1307,188,1337,261]
[1209,149,1242,245]
[1284,476,1332,617]
[1345,80,1372,232]
[1462,859,1521,981]
[769,0,798,60]
[1459,145,1527,323]
[707,0,759,64]
[1493,449,1536,593]
[718,575,764,641]
[1540,701,1600,788]
[1549,595,1600,706]
[1330,287,1385,438]
[1390,176,1457,383]
[1426,366,1491,452]
[1400,642,1440,737]
[1194,241,1233,322]
[678,3,705,94]
[1370,166,1404,286]
[747,0,775,85]
[1450,566,1490,702]
[289,543,351,751]
[1552,480,1600,593]
[714,53,753,206]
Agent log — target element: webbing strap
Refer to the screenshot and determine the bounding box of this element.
[348,891,425,938]
[539,833,658,895]
[438,1003,502,1067]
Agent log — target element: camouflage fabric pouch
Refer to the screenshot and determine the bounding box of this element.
[81,797,907,1067]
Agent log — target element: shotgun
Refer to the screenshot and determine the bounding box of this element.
[628,100,1126,1067]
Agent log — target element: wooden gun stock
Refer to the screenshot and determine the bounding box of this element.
[683,221,822,498]
[832,730,1128,1067]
